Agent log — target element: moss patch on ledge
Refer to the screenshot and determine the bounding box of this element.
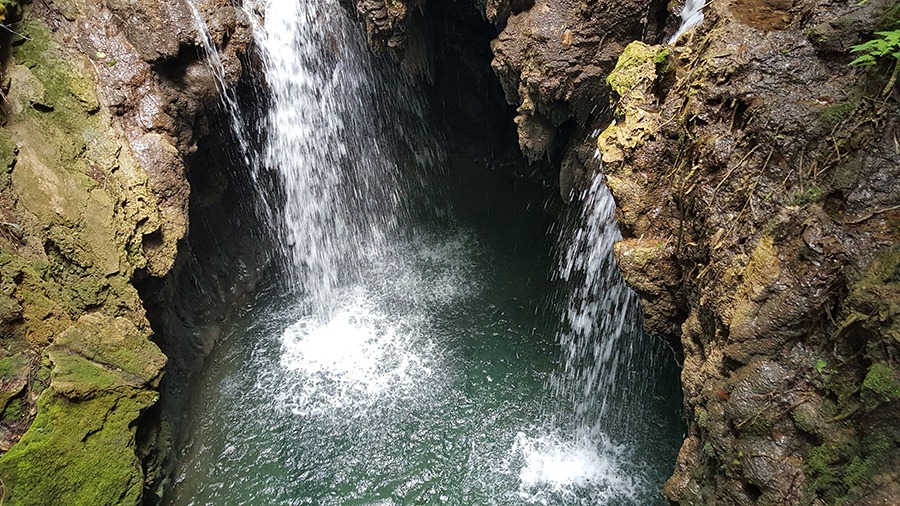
[0,315,165,505]
[597,41,671,164]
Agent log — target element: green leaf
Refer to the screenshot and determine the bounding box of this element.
[850,40,879,52]
[850,53,877,66]
[875,30,900,46]
[815,358,828,374]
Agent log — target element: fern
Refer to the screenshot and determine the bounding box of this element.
[849,30,900,66]
[850,28,900,96]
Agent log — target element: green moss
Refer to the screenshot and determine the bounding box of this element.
[2,397,24,421]
[792,186,824,205]
[0,389,155,505]
[606,41,671,97]
[0,129,18,175]
[13,20,100,117]
[844,456,870,489]
[47,351,120,395]
[862,362,900,405]
[805,430,897,504]
[0,354,26,380]
[54,315,167,384]
[818,101,855,129]
[0,314,165,504]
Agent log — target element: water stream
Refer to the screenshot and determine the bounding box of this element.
[668,0,705,43]
[172,0,684,504]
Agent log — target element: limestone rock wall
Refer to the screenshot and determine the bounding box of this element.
[0,0,249,503]
[592,1,900,504]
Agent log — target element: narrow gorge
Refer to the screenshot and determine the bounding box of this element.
[0,0,896,505]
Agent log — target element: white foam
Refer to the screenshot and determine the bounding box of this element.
[277,290,433,415]
[506,431,643,504]
[271,232,482,418]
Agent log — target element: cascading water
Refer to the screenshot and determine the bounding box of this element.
[504,158,682,505]
[173,2,683,504]
[242,0,434,305]
[669,0,705,43]
[552,173,644,426]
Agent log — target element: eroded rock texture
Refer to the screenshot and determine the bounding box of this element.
[0,0,249,503]
[490,0,670,197]
[593,1,900,504]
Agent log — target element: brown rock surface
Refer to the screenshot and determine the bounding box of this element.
[590,0,900,503]
[0,0,250,503]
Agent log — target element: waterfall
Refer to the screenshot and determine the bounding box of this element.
[180,2,682,504]
[668,0,705,43]
[239,0,437,308]
[551,171,646,436]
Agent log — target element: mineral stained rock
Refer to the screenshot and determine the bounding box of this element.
[0,0,249,503]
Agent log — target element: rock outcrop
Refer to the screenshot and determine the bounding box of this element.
[0,0,249,503]
[592,1,899,504]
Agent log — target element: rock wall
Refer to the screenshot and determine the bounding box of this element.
[0,0,249,503]
[594,1,900,504]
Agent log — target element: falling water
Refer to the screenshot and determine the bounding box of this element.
[241,0,434,306]
[186,1,254,165]
[177,2,683,504]
[551,171,645,431]
[668,0,705,43]
[499,160,676,504]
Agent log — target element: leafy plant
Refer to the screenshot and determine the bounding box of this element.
[849,30,900,66]
[849,28,900,96]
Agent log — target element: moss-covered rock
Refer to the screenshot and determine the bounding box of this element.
[0,9,178,504]
[0,315,165,505]
[597,41,671,164]
[0,389,158,505]
[862,362,900,405]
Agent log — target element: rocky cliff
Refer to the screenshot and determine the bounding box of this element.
[0,0,895,503]
[0,0,248,503]
[599,1,900,503]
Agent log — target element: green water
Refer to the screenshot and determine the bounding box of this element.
[167,158,684,505]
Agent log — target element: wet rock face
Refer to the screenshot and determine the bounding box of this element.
[353,0,430,75]
[0,0,250,503]
[489,0,670,197]
[590,0,899,503]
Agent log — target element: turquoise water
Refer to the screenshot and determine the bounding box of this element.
[167,158,684,505]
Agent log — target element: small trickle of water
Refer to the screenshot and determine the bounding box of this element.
[186,1,254,165]
[669,0,705,43]
[551,170,645,433]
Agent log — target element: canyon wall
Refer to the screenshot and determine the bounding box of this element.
[0,0,248,503]
[0,0,895,503]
